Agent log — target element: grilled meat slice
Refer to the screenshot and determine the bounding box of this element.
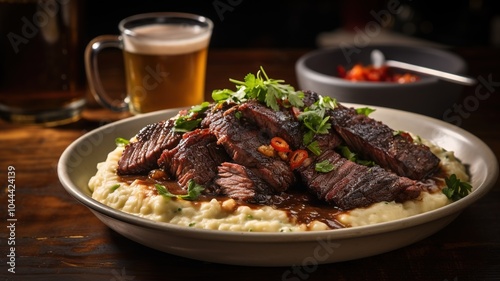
[298,149,421,210]
[216,162,275,204]
[238,100,303,149]
[327,104,440,180]
[117,119,182,175]
[238,100,343,151]
[208,106,295,192]
[157,128,230,192]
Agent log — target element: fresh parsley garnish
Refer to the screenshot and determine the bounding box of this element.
[355,107,375,116]
[155,180,205,201]
[298,96,337,152]
[109,184,120,193]
[115,137,130,147]
[173,102,210,133]
[212,66,304,110]
[337,145,375,167]
[315,160,335,173]
[298,109,331,135]
[306,140,322,156]
[442,174,472,201]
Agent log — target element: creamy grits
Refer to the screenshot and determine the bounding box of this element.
[89,135,469,232]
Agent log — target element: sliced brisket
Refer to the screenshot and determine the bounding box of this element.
[215,162,275,204]
[208,106,295,192]
[238,100,343,151]
[117,119,182,175]
[157,128,230,192]
[238,100,303,149]
[327,104,440,180]
[298,149,421,210]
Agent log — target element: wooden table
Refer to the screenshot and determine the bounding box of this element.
[1,48,499,281]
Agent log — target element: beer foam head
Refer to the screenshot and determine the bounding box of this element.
[122,24,211,55]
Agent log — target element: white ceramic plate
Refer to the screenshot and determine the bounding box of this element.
[58,104,498,266]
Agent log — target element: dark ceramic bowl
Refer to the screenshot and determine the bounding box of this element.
[295,45,468,119]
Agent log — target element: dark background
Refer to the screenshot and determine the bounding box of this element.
[83,0,500,48]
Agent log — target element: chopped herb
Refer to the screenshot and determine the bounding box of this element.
[109,184,120,193]
[212,66,304,110]
[173,118,201,133]
[356,159,376,167]
[297,96,337,154]
[189,222,196,227]
[306,140,322,156]
[442,174,472,201]
[115,137,130,147]
[355,107,375,116]
[155,179,205,201]
[315,160,335,173]
[173,102,210,133]
[298,109,331,135]
[337,145,376,167]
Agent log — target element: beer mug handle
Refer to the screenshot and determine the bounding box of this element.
[84,35,128,112]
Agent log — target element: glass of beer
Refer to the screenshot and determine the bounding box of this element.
[0,0,85,126]
[85,12,213,114]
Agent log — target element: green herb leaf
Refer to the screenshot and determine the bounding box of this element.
[155,180,205,201]
[109,184,120,193]
[303,131,315,146]
[306,141,322,156]
[315,160,335,173]
[355,107,376,116]
[173,119,202,133]
[296,96,337,155]
[212,88,236,103]
[190,102,211,113]
[338,145,357,162]
[442,174,472,201]
[184,180,205,200]
[115,137,130,147]
[211,66,304,109]
[337,145,375,167]
[298,110,331,135]
[173,102,210,133]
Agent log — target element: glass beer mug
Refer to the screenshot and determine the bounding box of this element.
[85,12,213,114]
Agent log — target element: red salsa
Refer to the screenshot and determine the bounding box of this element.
[337,64,419,83]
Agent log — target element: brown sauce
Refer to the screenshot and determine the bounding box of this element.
[118,174,345,230]
[118,166,451,231]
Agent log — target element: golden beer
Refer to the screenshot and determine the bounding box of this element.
[122,24,210,114]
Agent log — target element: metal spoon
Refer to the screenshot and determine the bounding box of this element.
[370,49,477,86]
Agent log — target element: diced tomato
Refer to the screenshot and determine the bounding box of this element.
[289,149,309,170]
[337,64,418,83]
[270,137,290,152]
